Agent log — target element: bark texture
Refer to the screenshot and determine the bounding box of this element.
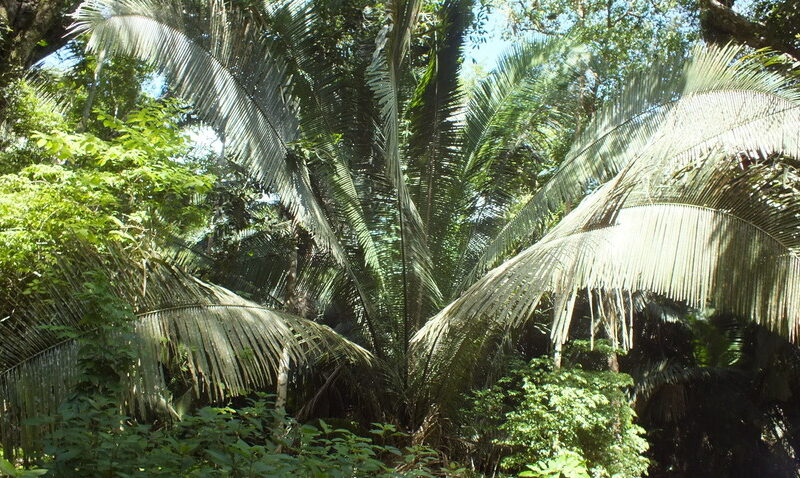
[0,0,78,84]
[698,0,800,60]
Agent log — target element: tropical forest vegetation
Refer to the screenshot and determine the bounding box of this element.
[0,0,799,476]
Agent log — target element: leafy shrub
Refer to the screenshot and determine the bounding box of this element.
[34,394,439,477]
[460,345,649,478]
[0,456,47,477]
[0,83,215,299]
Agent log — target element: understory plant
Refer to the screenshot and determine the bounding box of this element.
[460,344,649,477]
[38,395,442,477]
[18,274,440,477]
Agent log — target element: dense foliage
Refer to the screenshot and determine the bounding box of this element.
[460,346,648,477]
[1,0,800,476]
[39,396,442,477]
[0,81,213,298]
[1,269,442,476]
[497,0,697,100]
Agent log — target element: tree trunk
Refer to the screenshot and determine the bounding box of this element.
[275,220,313,411]
[274,348,291,410]
[0,1,79,85]
[698,0,800,60]
[607,352,619,372]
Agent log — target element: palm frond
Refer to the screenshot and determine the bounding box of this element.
[260,2,386,279]
[70,0,351,266]
[413,146,800,403]
[459,39,583,177]
[463,44,800,288]
[0,250,371,454]
[367,0,442,331]
[386,0,422,70]
[448,39,585,296]
[405,0,472,226]
[72,0,393,350]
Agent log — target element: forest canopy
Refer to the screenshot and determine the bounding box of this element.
[0,0,799,476]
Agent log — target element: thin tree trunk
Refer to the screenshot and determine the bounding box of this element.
[79,52,105,132]
[607,352,619,372]
[275,348,291,410]
[553,341,563,370]
[275,219,313,411]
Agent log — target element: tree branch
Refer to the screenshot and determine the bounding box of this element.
[699,0,800,60]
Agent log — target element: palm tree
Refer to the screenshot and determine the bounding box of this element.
[2,0,799,455]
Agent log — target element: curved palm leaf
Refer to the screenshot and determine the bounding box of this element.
[449,38,585,295]
[462,44,800,288]
[71,0,393,350]
[413,149,800,403]
[261,2,385,278]
[404,0,472,296]
[0,251,371,454]
[71,0,353,266]
[367,0,443,340]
